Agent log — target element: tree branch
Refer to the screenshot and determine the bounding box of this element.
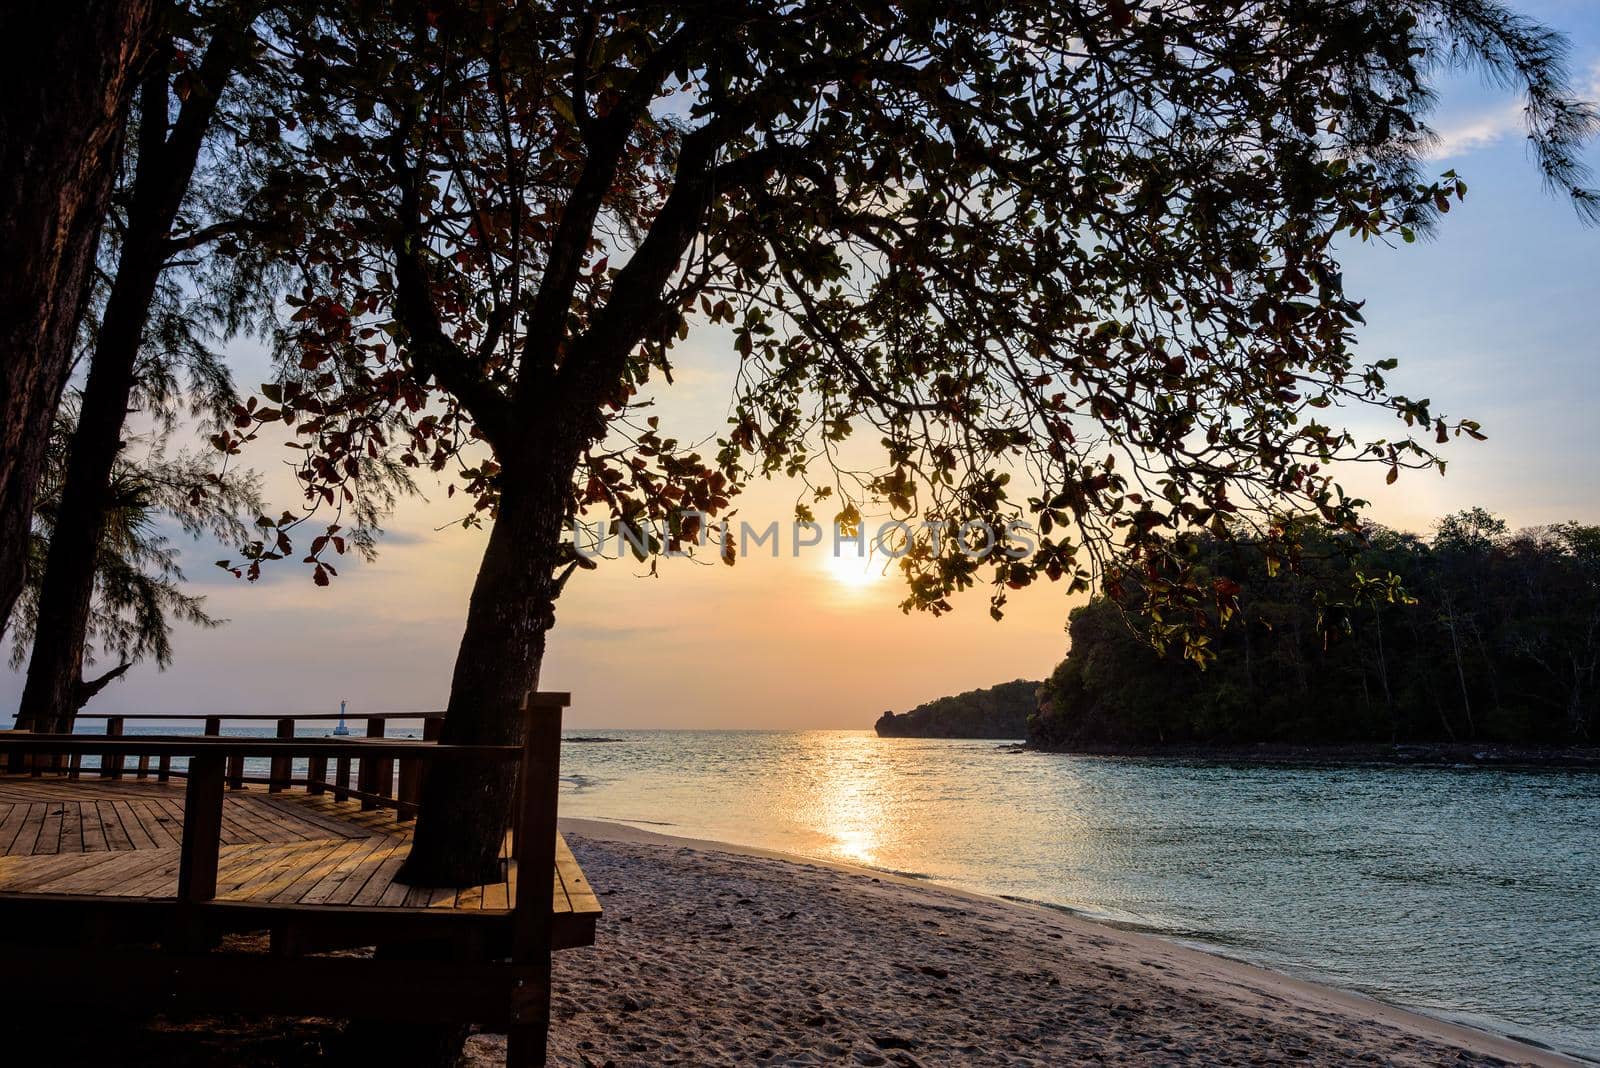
[516,18,709,389]
[75,660,132,710]
[389,125,516,448]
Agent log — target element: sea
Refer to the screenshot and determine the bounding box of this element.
[105,722,1599,1059]
[556,729,1600,1061]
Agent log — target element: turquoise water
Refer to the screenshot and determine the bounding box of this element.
[556,729,1600,1060]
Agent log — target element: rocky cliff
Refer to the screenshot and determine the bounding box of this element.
[874,679,1041,739]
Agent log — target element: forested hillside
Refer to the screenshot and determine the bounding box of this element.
[1031,511,1599,749]
[876,680,1041,739]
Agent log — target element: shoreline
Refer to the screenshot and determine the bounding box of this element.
[1014,741,1600,768]
[557,815,1589,1067]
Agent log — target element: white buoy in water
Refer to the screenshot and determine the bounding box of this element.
[332,699,350,736]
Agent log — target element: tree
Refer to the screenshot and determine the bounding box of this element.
[9,406,262,712]
[0,2,157,627]
[1031,511,1600,748]
[224,1,1596,883]
[15,1,295,732]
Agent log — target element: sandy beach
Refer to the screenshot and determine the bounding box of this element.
[465,818,1583,1068]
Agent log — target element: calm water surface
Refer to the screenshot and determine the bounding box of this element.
[557,730,1600,1060]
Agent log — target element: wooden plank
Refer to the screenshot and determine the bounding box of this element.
[222,796,304,843]
[23,847,177,896]
[81,801,111,852]
[32,800,66,855]
[296,834,390,906]
[113,800,162,850]
[177,755,224,902]
[352,841,414,906]
[117,853,183,897]
[402,881,461,909]
[0,851,107,892]
[65,845,178,895]
[252,795,371,841]
[480,873,510,912]
[56,801,86,855]
[555,834,601,916]
[216,839,341,900]
[263,838,373,904]
[130,796,183,844]
[375,859,416,907]
[11,802,50,855]
[216,798,284,845]
[320,836,404,906]
[198,840,301,899]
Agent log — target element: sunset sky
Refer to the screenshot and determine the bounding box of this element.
[5,2,1599,730]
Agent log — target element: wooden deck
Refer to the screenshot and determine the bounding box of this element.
[0,695,588,1064]
[0,775,598,939]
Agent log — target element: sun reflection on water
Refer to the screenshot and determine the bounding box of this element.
[791,731,892,866]
[557,729,1600,1059]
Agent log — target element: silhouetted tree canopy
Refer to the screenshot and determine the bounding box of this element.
[1034,511,1600,747]
[189,0,1596,881]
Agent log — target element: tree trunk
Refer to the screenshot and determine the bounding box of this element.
[0,1,153,629]
[18,39,241,733]
[15,254,160,731]
[401,445,577,886]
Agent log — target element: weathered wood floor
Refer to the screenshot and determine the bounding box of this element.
[0,776,598,916]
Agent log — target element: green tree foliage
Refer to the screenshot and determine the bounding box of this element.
[205,1,1595,881]
[1033,512,1600,748]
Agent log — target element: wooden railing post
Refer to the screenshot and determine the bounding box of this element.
[307,751,327,795]
[178,754,225,902]
[507,691,568,1068]
[395,756,418,820]
[333,755,351,802]
[359,718,391,810]
[101,716,125,779]
[394,717,438,820]
[306,716,330,795]
[270,717,294,792]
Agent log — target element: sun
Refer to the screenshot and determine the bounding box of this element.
[822,549,887,590]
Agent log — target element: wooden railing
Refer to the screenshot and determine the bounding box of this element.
[0,693,573,1066]
[7,710,446,819]
[0,696,566,911]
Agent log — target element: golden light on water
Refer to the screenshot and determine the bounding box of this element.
[793,732,891,866]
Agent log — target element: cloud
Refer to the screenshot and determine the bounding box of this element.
[1429,102,1526,160]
